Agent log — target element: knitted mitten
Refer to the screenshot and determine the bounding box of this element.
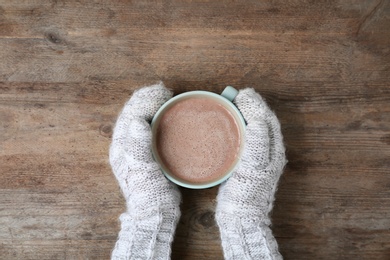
[110,82,181,260]
[216,88,287,260]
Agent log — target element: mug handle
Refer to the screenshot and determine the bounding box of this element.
[221,86,239,102]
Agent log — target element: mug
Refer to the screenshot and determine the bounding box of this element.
[151,86,246,189]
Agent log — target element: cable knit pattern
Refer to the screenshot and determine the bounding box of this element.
[110,82,181,260]
[216,88,287,260]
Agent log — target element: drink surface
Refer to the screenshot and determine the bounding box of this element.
[155,96,241,184]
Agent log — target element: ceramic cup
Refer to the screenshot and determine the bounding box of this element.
[151,86,246,189]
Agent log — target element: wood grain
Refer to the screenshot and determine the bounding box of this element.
[1,0,389,259]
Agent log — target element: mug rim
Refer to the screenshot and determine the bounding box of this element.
[151,90,245,189]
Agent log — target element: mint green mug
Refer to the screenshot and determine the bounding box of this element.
[151,86,246,189]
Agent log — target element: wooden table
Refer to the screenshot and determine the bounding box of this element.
[1,1,389,259]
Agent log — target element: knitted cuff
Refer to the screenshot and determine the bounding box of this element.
[112,205,181,260]
[216,212,282,260]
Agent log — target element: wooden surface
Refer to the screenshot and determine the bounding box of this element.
[1,0,389,259]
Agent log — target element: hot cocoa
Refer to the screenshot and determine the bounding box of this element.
[154,96,241,184]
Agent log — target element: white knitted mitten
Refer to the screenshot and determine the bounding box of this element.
[110,82,181,260]
[216,88,287,260]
